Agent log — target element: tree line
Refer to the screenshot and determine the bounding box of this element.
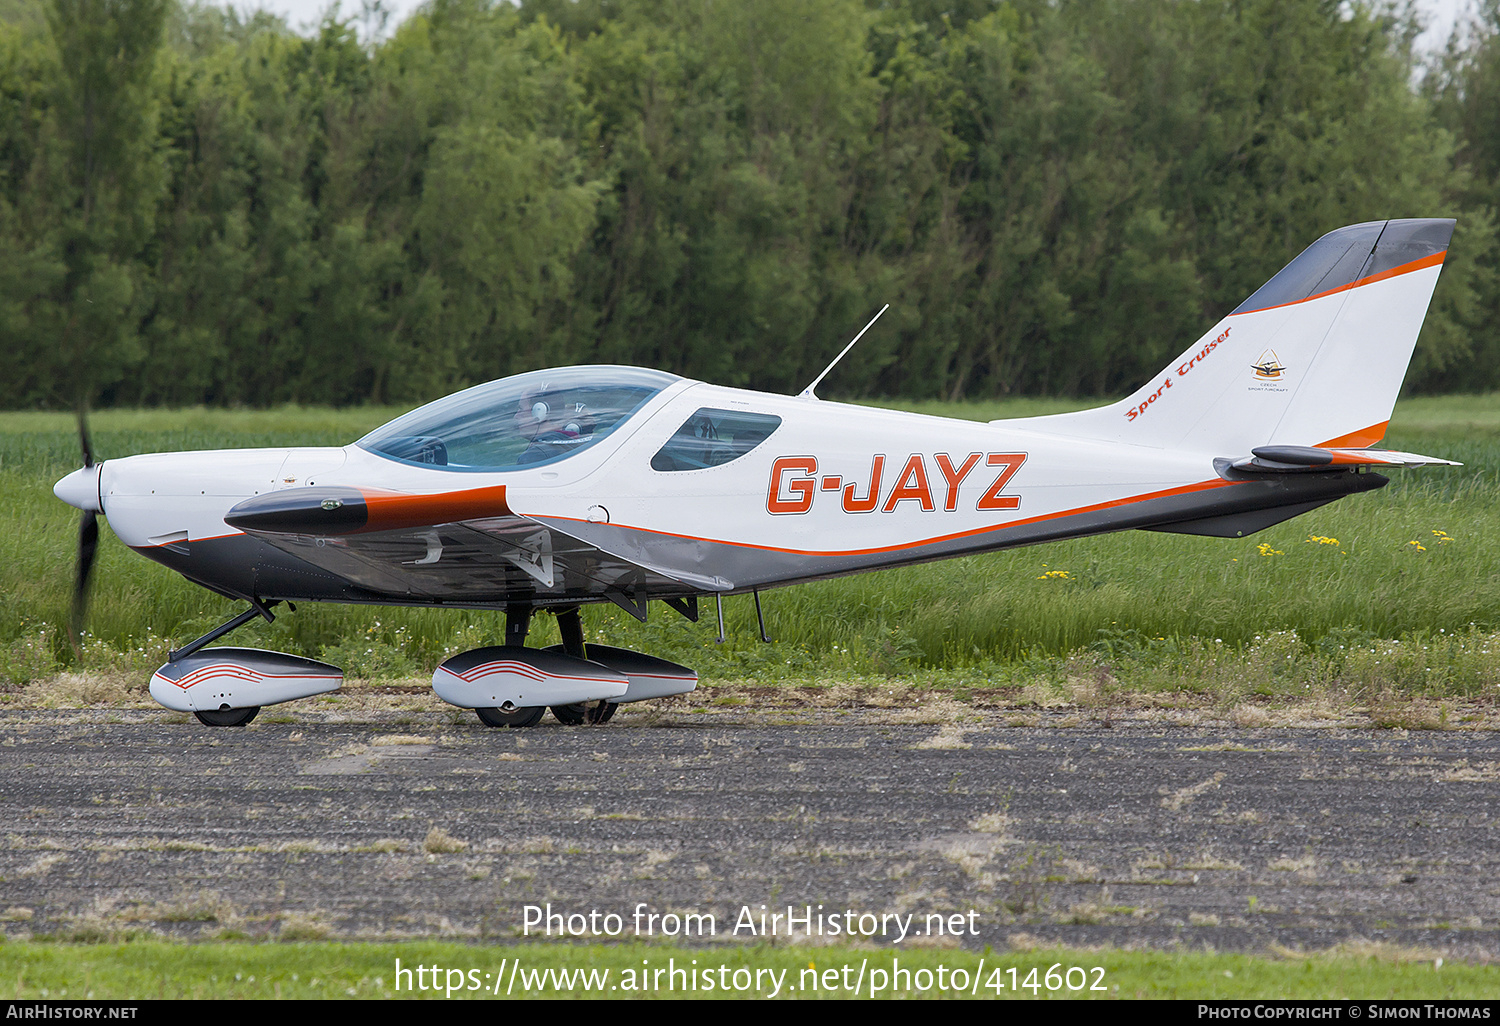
[3,0,1499,408]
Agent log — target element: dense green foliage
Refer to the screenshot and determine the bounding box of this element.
[1,0,1498,407]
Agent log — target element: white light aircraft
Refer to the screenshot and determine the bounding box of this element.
[53,218,1460,727]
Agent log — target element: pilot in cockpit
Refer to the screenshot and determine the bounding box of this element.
[515,388,595,464]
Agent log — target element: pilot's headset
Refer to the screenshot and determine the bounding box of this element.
[560,402,588,438]
[522,382,556,429]
[528,393,587,437]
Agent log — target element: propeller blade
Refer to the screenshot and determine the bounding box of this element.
[69,403,98,657]
[77,404,94,469]
[69,510,98,657]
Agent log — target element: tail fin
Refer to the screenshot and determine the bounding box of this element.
[1007,219,1455,453]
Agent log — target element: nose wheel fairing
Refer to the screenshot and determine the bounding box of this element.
[149,647,343,714]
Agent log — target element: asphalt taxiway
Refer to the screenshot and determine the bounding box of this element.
[0,708,1495,956]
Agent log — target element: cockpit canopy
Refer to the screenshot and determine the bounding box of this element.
[357,366,681,471]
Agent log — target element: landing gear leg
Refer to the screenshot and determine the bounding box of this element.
[552,607,616,725]
[170,598,279,662]
[556,606,585,658]
[505,606,531,647]
[476,606,546,729]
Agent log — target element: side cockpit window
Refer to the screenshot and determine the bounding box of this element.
[650,408,782,472]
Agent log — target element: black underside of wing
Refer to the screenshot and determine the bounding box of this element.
[244,515,700,605]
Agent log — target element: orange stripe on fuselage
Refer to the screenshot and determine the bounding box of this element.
[537,477,1241,560]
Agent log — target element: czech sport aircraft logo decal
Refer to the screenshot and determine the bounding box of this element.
[1252,350,1286,380]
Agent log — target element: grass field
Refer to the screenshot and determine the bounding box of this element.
[3,396,1500,709]
[0,939,1490,999]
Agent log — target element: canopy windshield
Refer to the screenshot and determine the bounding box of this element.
[357,366,680,471]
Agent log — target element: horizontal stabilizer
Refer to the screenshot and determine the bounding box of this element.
[1231,445,1461,473]
[1322,448,1462,468]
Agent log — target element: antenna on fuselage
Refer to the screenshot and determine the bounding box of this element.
[798,304,889,400]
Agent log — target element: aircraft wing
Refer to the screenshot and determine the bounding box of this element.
[222,485,731,618]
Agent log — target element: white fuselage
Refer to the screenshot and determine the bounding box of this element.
[93,381,1220,584]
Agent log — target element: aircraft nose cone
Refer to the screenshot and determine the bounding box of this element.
[54,464,103,512]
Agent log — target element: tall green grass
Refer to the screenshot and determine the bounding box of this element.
[3,397,1498,696]
[0,940,1492,999]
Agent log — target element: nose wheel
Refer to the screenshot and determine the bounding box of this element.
[194,706,260,727]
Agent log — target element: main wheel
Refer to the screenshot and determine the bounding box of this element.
[194,706,260,727]
[551,703,587,725]
[476,705,545,728]
[551,701,616,724]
